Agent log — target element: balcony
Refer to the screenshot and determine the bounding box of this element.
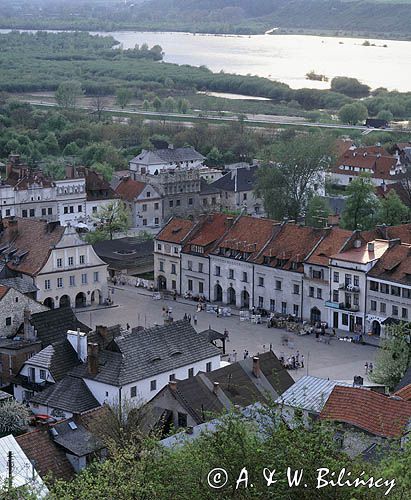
[325,301,360,312]
[339,283,360,292]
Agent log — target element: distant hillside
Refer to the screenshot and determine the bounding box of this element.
[1,0,411,38]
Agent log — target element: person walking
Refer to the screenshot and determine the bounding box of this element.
[365,362,369,375]
[193,314,197,326]
[243,350,248,360]
[232,350,237,362]
[188,314,191,323]
[369,362,373,375]
[301,355,304,368]
[183,313,188,321]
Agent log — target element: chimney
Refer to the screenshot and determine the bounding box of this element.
[213,381,220,395]
[23,308,35,340]
[67,330,88,362]
[169,380,177,392]
[367,242,375,253]
[225,217,234,228]
[65,165,75,179]
[87,343,99,375]
[252,357,261,378]
[96,325,109,341]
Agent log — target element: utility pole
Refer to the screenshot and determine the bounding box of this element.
[8,450,13,491]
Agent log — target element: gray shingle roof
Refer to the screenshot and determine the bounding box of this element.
[28,341,80,381]
[275,376,352,414]
[0,277,38,294]
[30,376,100,414]
[71,320,221,387]
[210,165,259,192]
[132,147,205,166]
[51,420,104,457]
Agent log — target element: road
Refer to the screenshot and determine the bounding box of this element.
[76,285,377,383]
[22,99,408,134]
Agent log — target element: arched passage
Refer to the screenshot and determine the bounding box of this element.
[59,295,71,308]
[91,290,102,305]
[241,290,250,309]
[214,283,223,302]
[158,275,167,291]
[75,292,87,308]
[310,307,321,324]
[371,320,381,336]
[227,287,236,305]
[44,297,55,309]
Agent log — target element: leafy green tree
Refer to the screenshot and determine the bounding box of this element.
[377,190,409,226]
[370,322,411,389]
[63,141,81,156]
[0,399,30,437]
[340,174,379,230]
[55,80,83,109]
[306,196,330,227]
[338,102,368,125]
[142,99,151,111]
[376,109,394,122]
[255,133,334,220]
[91,161,115,182]
[331,76,370,98]
[88,201,130,241]
[152,96,162,112]
[163,96,176,112]
[43,132,60,155]
[177,98,189,114]
[116,88,133,109]
[206,146,223,166]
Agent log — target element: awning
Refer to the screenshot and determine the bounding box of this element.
[381,317,401,326]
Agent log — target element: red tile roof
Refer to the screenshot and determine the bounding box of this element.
[214,216,278,260]
[362,223,411,245]
[0,285,9,300]
[394,384,411,401]
[375,182,410,206]
[331,239,390,264]
[0,218,65,276]
[156,217,197,244]
[320,386,411,438]
[368,242,411,285]
[184,213,232,254]
[16,429,74,482]
[305,227,352,266]
[115,177,147,202]
[256,224,324,271]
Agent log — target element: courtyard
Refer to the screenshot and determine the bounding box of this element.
[77,285,378,383]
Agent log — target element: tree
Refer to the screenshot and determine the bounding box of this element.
[116,88,133,109]
[331,76,370,98]
[0,399,30,437]
[376,109,394,122]
[338,102,368,125]
[377,190,409,226]
[177,98,189,114]
[163,96,176,112]
[340,174,379,230]
[88,201,130,241]
[306,196,330,227]
[370,322,411,389]
[206,146,223,166]
[91,161,115,182]
[55,81,83,109]
[255,133,334,220]
[91,93,109,122]
[152,96,162,112]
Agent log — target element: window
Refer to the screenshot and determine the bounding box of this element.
[78,205,82,212]
[22,209,28,217]
[212,197,216,205]
[5,209,10,216]
[157,243,162,251]
[41,208,46,216]
[39,369,47,380]
[332,290,339,302]
[159,261,164,272]
[258,296,264,308]
[293,284,300,295]
[317,288,322,299]
[198,263,203,273]
[68,256,74,266]
[94,272,99,282]
[188,260,193,270]
[57,277,63,288]
[169,200,174,208]
[203,198,208,206]
[293,304,299,316]
[229,269,234,279]
[171,264,177,275]
[44,279,51,290]
[402,308,408,319]
[150,380,157,391]
[79,255,85,265]
[155,217,159,225]
[342,313,349,326]
[142,219,147,226]
[402,288,411,299]
[169,374,175,381]
[344,274,352,286]
[172,280,176,290]
[146,191,151,198]
[281,302,287,314]
[392,305,399,317]
[6,317,11,326]
[243,193,247,201]
[142,204,148,213]
[57,258,62,268]
[258,277,264,287]
[188,198,193,205]
[309,287,314,297]
[391,286,401,297]
[154,202,159,210]
[275,280,282,291]
[188,368,194,378]
[380,283,389,294]
[130,386,137,398]
[176,199,181,207]
[242,272,248,283]
[354,275,359,287]
[81,273,87,285]
[48,208,52,215]
[206,362,212,373]
[370,300,377,311]
[92,206,97,213]
[312,269,323,280]
[174,247,179,254]
[215,266,221,277]
[270,299,275,312]
[333,272,339,283]
[29,209,35,217]
[199,282,204,294]
[69,275,75,287]
[178,412,187,428]
[188,279,193,291]
[69,206,74,214]
[370,281,379,292]
[380,302,386,313]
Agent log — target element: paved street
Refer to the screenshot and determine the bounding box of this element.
[77,285,378,383]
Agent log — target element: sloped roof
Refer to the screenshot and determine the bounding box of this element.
[320,386,411,438]
[115,177,147,202]
[395,366,411,392]
[30,375,100,414]
[0,285,8,300]
[76,167,119,201]
[368,243,411,285]
[27,341,80,381]
[71,320,221,387]
[305,227,352,267]
[156,217,197,244]
[0,218,65,276]
[29,308,90,346]
[0,277,38,294]
[394,384,411,401]
[51,420,104,457]
[184,213,231,253]
[275,376,352,414]
[16,430,74,483]
[132,147,205,166]
[210,165,259,192]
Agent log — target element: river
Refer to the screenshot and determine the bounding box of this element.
[2,28,410,92]
[91,31,411,92]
